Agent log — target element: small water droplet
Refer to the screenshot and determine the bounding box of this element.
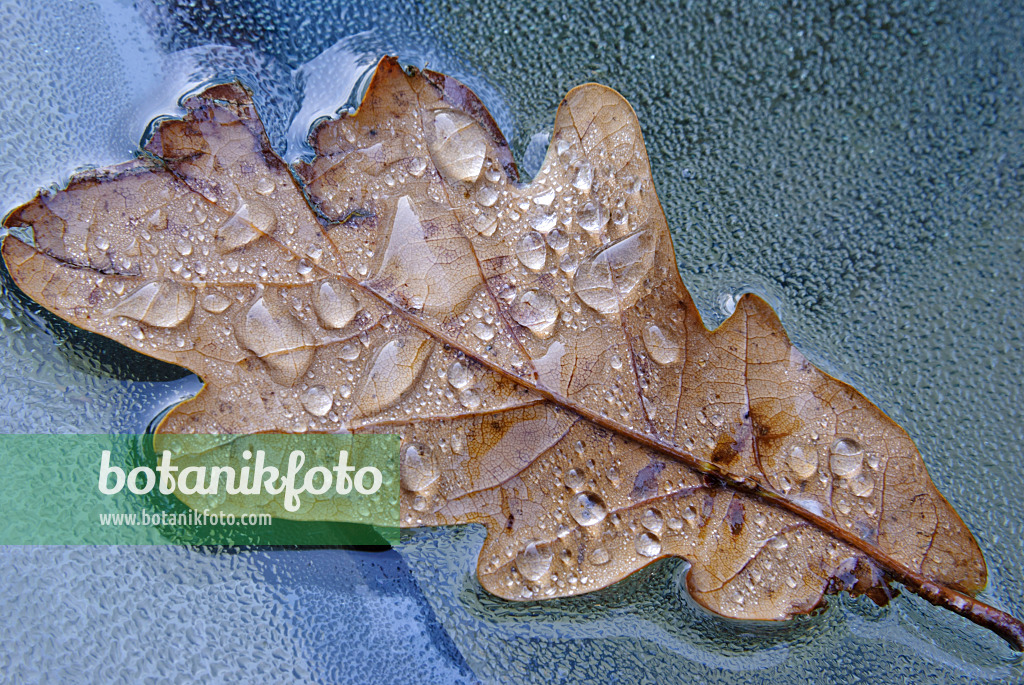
[340,343,360,361]
[590,547,611,565]
[546,228,569,251]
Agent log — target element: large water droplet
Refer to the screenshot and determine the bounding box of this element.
[635,532,662,557]
[426,109,487,183]
[237,297,315,386]
[572,161,593,193]
[577,201,606,233]
[353,336,431,416]
[515,231,547,271]
[573,230,656,315]
[109,282,194,328]
[476,185,499,207]
[313,281,358,329]
[400,443,438,492]
[567,492,607,526]
[590,547,611,565]
[510,290,559,338]
[641,508,664,533]
[850,472,875,498]
[830,438,864,479]
[788,445,818,480]
[641,324,679,365]
[301,386,333,417]
[217,200,276,251]
[516,541,553,582]
[447,361,472,389]
[201,292,231,314]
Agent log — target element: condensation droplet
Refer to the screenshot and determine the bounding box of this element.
[590,547,611,565]
[427,109,487,183]
[448,361,471,389]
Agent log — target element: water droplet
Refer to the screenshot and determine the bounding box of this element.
[175,238,193,256]
[476,185,499,207]
[516,541,553,582]
[635,532,662,557]
[546,228,570,251]
[641,508,664,533]
[237,297,314,386]
[404,157,427,178]
[830,438,864,479]
[515,231,547,271]
[573,230,656,314]
[572,161,593,192]
[217,200,276,251]
[577,201,606,233]
[313,281,358,329]
[533,188,555,206]
[850,473,875,498]
[567,492,607,526]
[682,506,698,526]
[590,547,611,565]
[530,209,557,233]
[400,443,438,492]
[447,361,471,389]
[301,386,333,417]
[559,253,580,275]
[510,290,559,338]
[641,324,679,365]
[109,282,194,328]
[458,389,481,410]
[255,177,276,195]
[610,354,622,370]
[788,446,818,480]
[201,292,231,314]
[565,468,584,490]
[769,536,789,551]
[94,236,110,250]
[426,109,487,183]
[472,321,495,341]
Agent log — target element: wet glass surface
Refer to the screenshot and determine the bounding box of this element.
[0,0,1021,681]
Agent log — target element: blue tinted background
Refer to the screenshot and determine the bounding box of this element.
[1,0,1022,682]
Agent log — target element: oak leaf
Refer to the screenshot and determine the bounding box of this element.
[3,57,1021,648]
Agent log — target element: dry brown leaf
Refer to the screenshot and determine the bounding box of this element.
[3,57,1021,648]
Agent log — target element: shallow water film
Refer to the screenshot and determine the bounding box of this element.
[1,0,1022,682]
